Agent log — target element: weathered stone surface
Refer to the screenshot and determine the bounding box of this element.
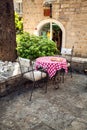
[71,120,87,130]
[0,60,28,96]
[0,73,87,130]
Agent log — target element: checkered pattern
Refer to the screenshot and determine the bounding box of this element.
[35,56,68,78]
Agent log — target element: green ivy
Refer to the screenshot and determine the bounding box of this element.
[16,32,60,60]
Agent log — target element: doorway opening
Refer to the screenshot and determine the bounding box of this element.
[34,19,65,51]
[39,22,62,51]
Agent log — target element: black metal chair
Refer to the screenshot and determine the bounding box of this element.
[17,57,48,101]
[60,46,74,82]
[83,61,87,75]
[51,70,61,89]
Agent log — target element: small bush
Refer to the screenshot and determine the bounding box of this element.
[15,12,23,34]
[16,32,60,60]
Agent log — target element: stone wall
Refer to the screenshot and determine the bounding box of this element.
[0,59,30,96]
[23,0,87,58]
[0,0,17,61]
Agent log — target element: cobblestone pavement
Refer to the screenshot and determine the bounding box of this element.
[0,73,87,130]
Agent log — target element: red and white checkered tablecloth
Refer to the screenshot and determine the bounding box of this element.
[35,56,68,78]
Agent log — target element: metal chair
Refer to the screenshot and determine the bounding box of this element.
[61,46,74,82]
[51,70,61,89]
[83,61,87,75]
[17,57,48,101]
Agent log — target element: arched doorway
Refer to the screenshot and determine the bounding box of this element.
[34,19,65,51]
[39,22,62,51]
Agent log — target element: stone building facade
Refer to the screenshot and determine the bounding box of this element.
[23,0,87,58]
[0,0,17,61]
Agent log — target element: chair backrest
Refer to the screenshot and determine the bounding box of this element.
[61,46,74,62]
[61,48,72,55]
[61,46,74,55]
[18,57,31,67]
[17,57,31,74]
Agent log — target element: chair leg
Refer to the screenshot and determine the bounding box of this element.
[69,66,73,78]
[29,82,35,101]
[60,69,65,83]
[44,78,48,93]
[62,72,65,83]
[52,73,60,89]
[71,72,72,78]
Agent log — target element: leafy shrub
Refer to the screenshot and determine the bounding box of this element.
[16,32,60,60]
[15,12,23,34]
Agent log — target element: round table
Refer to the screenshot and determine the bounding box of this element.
[35,56,68,78]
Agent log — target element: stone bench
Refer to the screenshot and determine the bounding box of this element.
[68,57,87,73]
[60,55,87,73]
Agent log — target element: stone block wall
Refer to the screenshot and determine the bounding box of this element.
[23,0,87,58]
[0,76,21,97]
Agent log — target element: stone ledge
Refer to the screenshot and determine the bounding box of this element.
[0,74,22,97]
[72,57,87,63]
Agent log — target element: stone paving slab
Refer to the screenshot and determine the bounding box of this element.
[31,122,56,130]
[0,73,87,130]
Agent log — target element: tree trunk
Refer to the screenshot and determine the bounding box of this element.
[0,0,17,61]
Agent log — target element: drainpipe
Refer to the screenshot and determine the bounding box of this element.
[50,22,52,40]
[50,4,52,18]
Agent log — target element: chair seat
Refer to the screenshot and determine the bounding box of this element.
[23,70,47,81]
[67,62,70,67]
[84,69,87,72]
